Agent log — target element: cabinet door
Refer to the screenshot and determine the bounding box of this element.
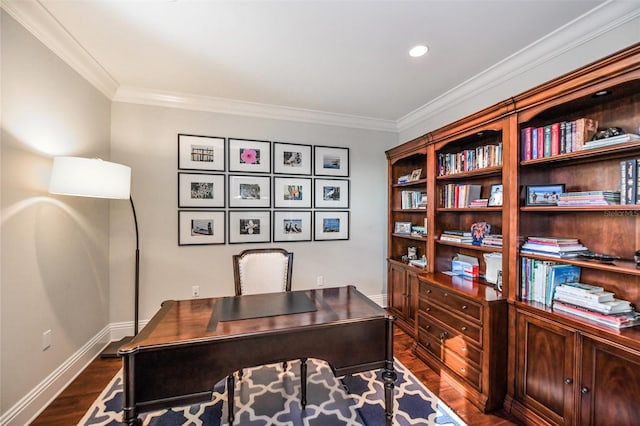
[580,337,640,425]
[516,311,575,425]
[388,262,408,316]
[406,269,418,322]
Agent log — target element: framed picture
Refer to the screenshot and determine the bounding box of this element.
[314,211,349,241]
[178,210,225,245]
[314,178,349,208]
[228,175,271,208]
[488,184,504,207]
[409,168,422,181]
[314,146,349,177]
[394,221,412,235]
[273,142,312,175]
[178,134,225,171]
[228,138,271,173]
[178,173,225,208]
[228,210,271,244]
[525,184,565,206]
[273,177,312,208]
[273,211,312,242]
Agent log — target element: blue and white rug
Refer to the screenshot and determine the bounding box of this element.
[79,358,465,425]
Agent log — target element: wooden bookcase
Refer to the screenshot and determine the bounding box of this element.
[387,42,640,423]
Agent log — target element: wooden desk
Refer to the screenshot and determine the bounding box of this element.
[119,285,396,425]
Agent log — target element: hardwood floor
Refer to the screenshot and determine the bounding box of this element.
[32,328,521,425]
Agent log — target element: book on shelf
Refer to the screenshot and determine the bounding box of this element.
[442,230,471,236]
[521,236,590,259]
[557,190,620,206]
[554,285,615,303]
[521,118,598,160]
[469,198,489,207]
[481,234,503,248]
[582,133,640,150]
[401,190,427,209]
[552,301,640,329]
[442,184,482,208]
[619,158,640,205]
[520,258,581,305]
[437,142,503,175]
[409,257,427,268]
[554,293,632,315]
[440,233,473,244]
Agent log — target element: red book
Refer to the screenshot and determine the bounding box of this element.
[521,127,532,161]
[537,127,544,159]
[551,122,561,155]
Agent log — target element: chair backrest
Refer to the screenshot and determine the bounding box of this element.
[233,248,293,296]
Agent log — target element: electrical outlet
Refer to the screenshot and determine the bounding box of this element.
[42,330,52,351]
[192,285,200,297]
[317,276,324,287]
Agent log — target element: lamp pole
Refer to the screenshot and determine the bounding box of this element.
[130,195,140,336]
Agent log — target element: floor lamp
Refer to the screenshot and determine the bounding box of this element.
[49,156,140,358]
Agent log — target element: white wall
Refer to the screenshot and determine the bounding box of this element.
[0,11,112,423]
[109,103,396,324]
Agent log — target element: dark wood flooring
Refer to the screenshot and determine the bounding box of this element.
[32,328,521,425]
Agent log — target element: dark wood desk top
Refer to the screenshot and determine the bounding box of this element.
[119,285,388,354]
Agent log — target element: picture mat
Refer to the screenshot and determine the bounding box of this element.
[229,175,271,208]
[273,142,312,175]
[178,173,225,208]
[229,210,271,243]
[274,177,312,208]
[179,211,225,245]
[228,138,271,173]
[178,134,225,171]
[314,178,349,208]
[314,211,349,240]
[314,146,349,177]
[273,211,312,242]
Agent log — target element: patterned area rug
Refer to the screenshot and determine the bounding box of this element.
[79,358,465,425]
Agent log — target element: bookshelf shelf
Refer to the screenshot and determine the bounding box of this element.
[521,205,640,212]
[437,207,503,212]
[436,240,503,253]
[392,233,427,242]
[392,178,427,188]
[520,140,640,167]
[436,165,502,180]
[519,252,640,276]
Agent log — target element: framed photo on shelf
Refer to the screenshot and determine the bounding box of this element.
[314,211,349,241]
[273,177,312,208]
[525,184,565,206]
[314,146,349,177]
[228,138,271,173]
[178,172,225,208]
[409,168,422,181]
[273,142,312,175]
[273,211,312,242]
[228,175,271,208]
[178,134,225,171]
[488,184,504,207]
[394,221,412,235]
[178,210,225,245]
[228,210,271,244]
[314,178,349,208]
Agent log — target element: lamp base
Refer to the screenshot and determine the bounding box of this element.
[100,336,135,358]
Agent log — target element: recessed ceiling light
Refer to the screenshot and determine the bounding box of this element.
[409,45,429,58]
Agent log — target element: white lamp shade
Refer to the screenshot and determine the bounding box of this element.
[49,157,131,199]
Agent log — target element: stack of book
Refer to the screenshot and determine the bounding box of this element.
[520,236,590,258]
[521,259,581,305]
[437,143,503,176]
[469,198,489,207]
[620,158,640,204]
[582,133,639,150]
[552,282,640,329]
[401,191,427,209]
[440,230,472,244]
[481,234,503,248]
[521,118,598,160]
[557,191,620,206]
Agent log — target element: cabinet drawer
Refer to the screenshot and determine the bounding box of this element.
[418,325,482,390]
[420,282,483,323]
[418,315,482,368]
[419,300,482,345]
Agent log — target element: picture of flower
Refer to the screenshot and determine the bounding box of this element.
[240,148,260,164]
[240,219,260,235]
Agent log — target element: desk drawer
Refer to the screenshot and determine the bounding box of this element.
[418,312,482,368]
[419,300,482,346]
[420,282,483,324]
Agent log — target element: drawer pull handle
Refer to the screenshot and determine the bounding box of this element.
[581,387,590,394]
[461,326,467,331]
[461,305,468,310]
[425,325,431,330]
[461,346,467,352]
[443,292,448,297]
[460,368,466,373]
[439,332,448,341]
[426,307,431,312]
[425,342,431,347]
[426,289,431,294]
[565,378,573,385]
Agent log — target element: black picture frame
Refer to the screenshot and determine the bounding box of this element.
[394,221,412,235]
[178,210,225,245]
[178,134,225,171]
[525,184,565,206]
[228,210,271,244]
[273,142,312,175]
[228,138,271,173]
[314,146,349,177]
[178,172,225,208]
[273,211,312,242]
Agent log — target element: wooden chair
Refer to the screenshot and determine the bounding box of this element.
[228,248,306,423]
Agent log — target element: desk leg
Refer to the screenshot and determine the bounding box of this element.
[227,374,235,424]
[122,356,141,426]
[300,358,308,409]
[383,317,397,426]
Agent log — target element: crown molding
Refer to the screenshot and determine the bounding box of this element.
[113,86,398,132]
[1,0,118,99]
[397,0,640,133]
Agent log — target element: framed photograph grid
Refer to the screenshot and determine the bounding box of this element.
[177,136,351,244]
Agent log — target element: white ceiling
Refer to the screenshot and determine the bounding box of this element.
[3,0,638,131]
